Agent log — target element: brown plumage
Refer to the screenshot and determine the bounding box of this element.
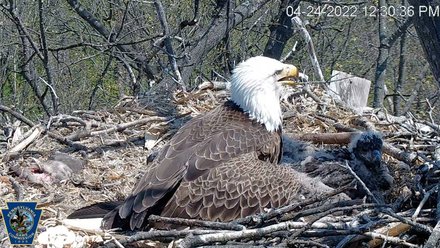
[69,56,345,231]
[100,101,339,230]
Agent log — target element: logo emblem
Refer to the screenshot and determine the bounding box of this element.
[1,202,42,245]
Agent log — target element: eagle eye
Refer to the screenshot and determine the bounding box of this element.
[274,69,284,75]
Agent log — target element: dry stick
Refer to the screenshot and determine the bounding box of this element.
[177,204,378,248]
[423,120,440,134]
[9,126,42,153]
[368,224,413,248]
[288,239,329,248]
[363,231,419,248]
[287,132,357,145]
[337,218,386,248]
[177,220,349,248]
[317,114,419,165]
[382,142,418,165]
[117,229,224,245]
[198,245,266,248]
[48,114,89,128]
[91,116,169,136]
[46,131,88,151]
[177,204,377,248]
[415,185,440,248]
[151,214,357,232]
[281,41,298,63]
[0,104,87,151]
[291,17,324,84]
[148,215,245,231]
[280,199,366,222]
[413,185,438,220]
[292,208,421,248]
[287,203,385,240]
[116,107,158,116]
[290,17,326,106]
[378,208,432,234]
[342,160,380,204]
[425,219,440,248]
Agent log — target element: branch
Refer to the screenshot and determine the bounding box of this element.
[386,18,413,47]
[0,104,35,127]
[38,0,59,114]
[90,116,169,136]
[179,0,271,83]
[291,16,324,82]
[154,0,186,91]
[287,132,355,145]
[65,0,155,80]
[148,215,245,231]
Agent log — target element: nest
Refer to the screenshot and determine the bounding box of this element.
[0,84,439,248]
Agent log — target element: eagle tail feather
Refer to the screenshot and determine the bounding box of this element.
[67,201,122,219]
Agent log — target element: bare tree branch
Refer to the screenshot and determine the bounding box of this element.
[65,0,155,85]
[153,0,186,91]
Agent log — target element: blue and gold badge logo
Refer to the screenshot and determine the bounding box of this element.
[1,202,42,245]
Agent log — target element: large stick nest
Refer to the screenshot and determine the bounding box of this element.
[0,85,439,248]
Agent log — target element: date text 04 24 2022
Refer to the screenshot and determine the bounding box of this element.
[286,4,440,18]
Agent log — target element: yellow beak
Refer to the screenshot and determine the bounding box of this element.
[277,65,299,87]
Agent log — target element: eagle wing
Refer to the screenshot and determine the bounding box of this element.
[159,153,344,225]
[103,102,281,230]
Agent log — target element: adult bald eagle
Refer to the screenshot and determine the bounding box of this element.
[68,56,344,231]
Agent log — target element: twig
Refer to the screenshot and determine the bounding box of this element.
[91,116,169,136]
[340,160,380,204]
[177,220,350,248]
[287,203,384,239]
[281,41,298,62]
[302,85,325,105]
[412,185,438,220]
[287,132,357,145]
[425,221,440,248]
[46,131,88,151]
[291,17,324,83]
[148,215,245,231]
[118,229,224,245]
[364,231,419,248]
[382,142,418,165]
[378,208,432,233]
[47,114,89,129]
[287,239,329,248]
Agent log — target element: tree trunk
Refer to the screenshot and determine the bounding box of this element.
[373,0,389,108]
[263,0,299,59]
[394,31,407,116]
[407,0,440,86]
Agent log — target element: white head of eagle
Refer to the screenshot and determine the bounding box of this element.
[230,56,298,132]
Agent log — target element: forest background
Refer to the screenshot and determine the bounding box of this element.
[0,0,439,125]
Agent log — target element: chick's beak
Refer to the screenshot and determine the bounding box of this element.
[277,65,299,87]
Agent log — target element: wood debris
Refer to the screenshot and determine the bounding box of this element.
[0,85,439,247]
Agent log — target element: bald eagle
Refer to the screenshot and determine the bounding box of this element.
[68,56,345,231]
